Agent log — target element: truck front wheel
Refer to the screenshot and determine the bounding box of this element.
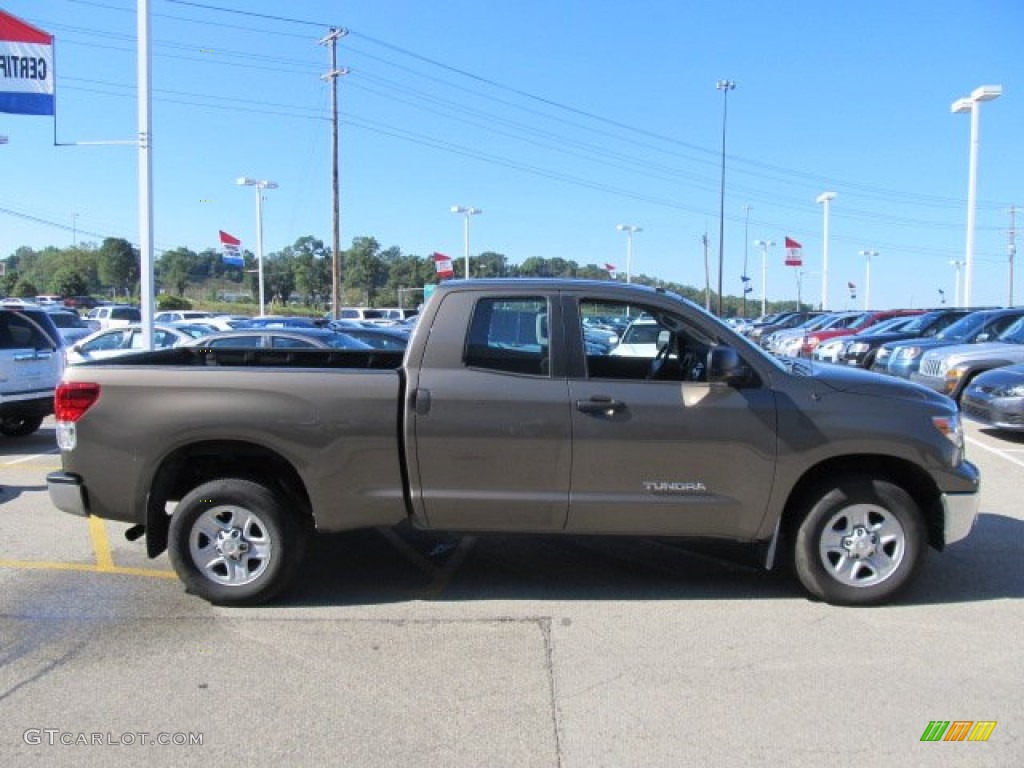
[793,476,926,606]
[168,478,307,606]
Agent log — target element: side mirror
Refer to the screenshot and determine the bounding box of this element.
[975,333,990,343]
[707,345,749,385]
[656,329,671,351]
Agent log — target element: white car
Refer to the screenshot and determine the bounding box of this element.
[609,318,664,357]
[0,307,64,437]
[86,304,141,330]
[66,323,211,365]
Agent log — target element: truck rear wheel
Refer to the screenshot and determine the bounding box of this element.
[168,478,307,606]
[793,476,926,605]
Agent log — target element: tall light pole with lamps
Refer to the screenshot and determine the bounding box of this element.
[237,177,278,317]
[450,206,482,279]
[950,259,964,307]
[816,191,836,310]
[952,84,1002,306]
[616,224,642,283]
[716,79,736,316]
[753,239,774,315]
[859,249,878,309]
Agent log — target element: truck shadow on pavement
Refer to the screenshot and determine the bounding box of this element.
[283,511,1023,607]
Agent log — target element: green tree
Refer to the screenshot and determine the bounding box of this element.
[287,236,331,308]
[344,236,388,305]
[51,265,89,297]
[97,237,139,296]
[157,247,199,296]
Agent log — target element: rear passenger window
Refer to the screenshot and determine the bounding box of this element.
[1,313,58,350]
[464,297,550,376]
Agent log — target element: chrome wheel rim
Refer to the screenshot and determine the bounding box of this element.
[818,503,905,588]
[189,505,272,587]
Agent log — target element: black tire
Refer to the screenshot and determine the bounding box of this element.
[167,478,308,606]
[0,415,44,437]
[793,476,926,606]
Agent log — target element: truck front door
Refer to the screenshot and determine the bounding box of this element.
[566,296,778,539]
[406,290,572,531]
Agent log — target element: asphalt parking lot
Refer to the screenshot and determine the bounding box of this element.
[1,419,1022,767]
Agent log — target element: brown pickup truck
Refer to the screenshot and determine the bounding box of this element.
[47,279,980,606]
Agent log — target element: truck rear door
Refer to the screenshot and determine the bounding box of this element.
[406,289,572,531]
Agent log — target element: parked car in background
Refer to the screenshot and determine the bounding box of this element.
[749,311,823,347]
[35,294,63,307]
[86,304,141,330]
[153,310,217,323]
[912,317,1024,401]
[63,295,101,310]
[837,309,972,368]
[802,308,923,359]
[243,316,325,329]
[325,325,410,351]
[0,306,64,437]
[764,311,862,357]
[66,323,211,365]
[608,317,662,357]
[872,307,1024,378]
[44,307,97,345]
[961,364,1024,432]
[186,328,373,350]
[812,315,919,364]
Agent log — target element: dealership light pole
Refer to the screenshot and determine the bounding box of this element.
[237,177,278,316]
[816,191,836,310]
[950,259,964,307]
[716,79,736,316]
[451,206,482,279]
[616,224,642,283]
[859,249,878,309]
[754,239,774,315]
[952,84,1002,307]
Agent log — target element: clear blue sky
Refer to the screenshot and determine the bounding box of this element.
[1,0,1021,311]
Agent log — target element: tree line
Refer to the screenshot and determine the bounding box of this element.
[2,234,794,316]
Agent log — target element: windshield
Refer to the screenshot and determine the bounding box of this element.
[936,312,992,341]
[998,318,1024,344]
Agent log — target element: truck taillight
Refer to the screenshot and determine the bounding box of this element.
[55,382,101,422]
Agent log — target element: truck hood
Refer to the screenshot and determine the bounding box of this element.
[812,362,949,405]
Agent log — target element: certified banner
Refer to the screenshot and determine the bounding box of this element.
[0,10,55,116]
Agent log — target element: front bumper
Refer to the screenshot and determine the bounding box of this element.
[941,489,980,546]
[47,471,89,517]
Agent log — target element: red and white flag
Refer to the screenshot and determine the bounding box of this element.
[433,252,454,280]
[219,230,243,265]
[605,263,617,278]
[784,237,803,267]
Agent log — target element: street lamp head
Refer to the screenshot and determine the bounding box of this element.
[451,205,482,216]
[617,224,642,234]
[753,239,774,247]
[951,97,973,114]
[859,249,879,258]
[971,84,1002,102]
[716,79,736,91]
[237,176,256,186]
[816,191,836,204]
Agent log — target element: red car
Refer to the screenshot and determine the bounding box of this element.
[801,309,924,358]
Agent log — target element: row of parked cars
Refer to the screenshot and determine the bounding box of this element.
[740,305,1024,432]
[0,299,419,437]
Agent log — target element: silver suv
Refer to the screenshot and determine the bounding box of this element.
[0,307,64,437]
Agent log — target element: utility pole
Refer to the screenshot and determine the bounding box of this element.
[742,204,752,318]
[1009,206,1018,306]
[320,27,349,319]
[701,232,711,312]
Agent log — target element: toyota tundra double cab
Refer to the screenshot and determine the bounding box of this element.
[47,280,980,606]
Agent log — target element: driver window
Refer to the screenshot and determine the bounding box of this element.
[579,299,711,382]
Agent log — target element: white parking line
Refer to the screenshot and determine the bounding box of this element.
[967,435,1024,469]
[4,450,59,466]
